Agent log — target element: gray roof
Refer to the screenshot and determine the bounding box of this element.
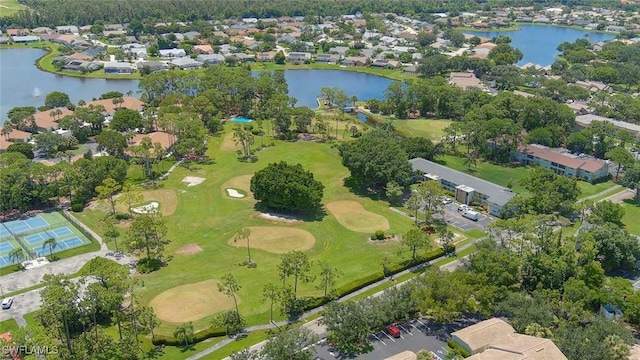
[104,61,135,69]
[576,114,640,134]
[409,158,516,206]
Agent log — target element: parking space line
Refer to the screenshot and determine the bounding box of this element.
[382,331,396,342]
[371,333,386,346]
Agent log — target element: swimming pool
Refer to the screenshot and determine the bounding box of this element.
[231,117,252,123]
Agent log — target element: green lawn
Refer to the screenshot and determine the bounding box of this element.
[202,330,271,359]
[392,119,453,142]
[78,123,417,337]
[0,0,26,16]
[577,180,616,199]
[0,318,19,334]
[621,200,640,236]
[437,155,529,193]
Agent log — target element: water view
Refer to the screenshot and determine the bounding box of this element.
[0,48,392,122]
[464,24,615,66]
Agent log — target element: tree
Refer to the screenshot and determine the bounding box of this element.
[173,322,194,347]
[320,301,371,356]
[34,131,63,156]
[589,200,625,225]
[524,322,553,338]
[95,177,122,215]
[230,349,260,360]
[250,161,324,212]
[218,273,241,316]
[234,228,253,266]
[621,164,640,204]
[100,215,121,251]
[110,109,143,132]
[278,251,312,295]
[339,129,412,190]
[414,180,446,224]
[604,334,630,360]
[45,91,71,109]
[42,237,58,258]
[96,130,128,158]
[517,167,580,214]
[402,228,431,262]
[260,326,318,360]
[401,137,439,161]
[581,224,640,272]
[138,306,159,343]
[126,215,168,271]
[212,310,246,337]
[6,142,34,159]
[385,180,404,205]
[606,147,634,180]
[8,248,25,264]
[274,50,286,64]
[118,183,144,217]
[233,124,255,160]
[316,261,342,298]
[262,283,280,323]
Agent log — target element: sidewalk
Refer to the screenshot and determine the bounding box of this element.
[188,237,484,360]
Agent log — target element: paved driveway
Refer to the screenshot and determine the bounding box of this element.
[438,203,493,231]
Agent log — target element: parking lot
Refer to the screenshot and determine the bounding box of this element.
[314,319,449,360]
[439,202,493,231]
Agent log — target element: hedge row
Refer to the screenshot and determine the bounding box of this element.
[153,327,227,346]
[447,339,471,358]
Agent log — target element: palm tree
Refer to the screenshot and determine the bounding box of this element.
[112,97,124,109]
[1,123,12,140]
[8,248,25,264]
[234,228,252,265]
[463,152,477,170]
[524,322,552,338]
[77,99,86,107]
[173,322,194,347]
[42,237,58,258]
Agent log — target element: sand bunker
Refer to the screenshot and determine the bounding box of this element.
[257,212,299,223]
[150,279,238,323]
[228,226,316,253]
[226,188,245,198]
[176,243,203,255]
[221,175,253,200]
[115,189,177,216]
[183,176,206,187]
[131,201,159,214]
[326,200,390,233]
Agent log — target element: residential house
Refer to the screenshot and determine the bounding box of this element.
[30,107,73,131]
[86,97,144,117]
[0,128,33,153]
[0,37,7,44]
[31,27,53,34]
[137,61,170,72]
[449,72,483,90]
[12,35,39,43]
[328,46,349,59]
[513,144,609,183]
[575,114,640,136]
[55,25,79,34]
[193,45,214,54]
[605,25,626,32]
[403,66,418,74]
[130,131,174,153]
[575,80,611,93]
[6,28,29,36]
[342,56,367,66]
[452,318,567,360]
[170,57,203,70]
[104,62,137,74]
[233,53,255,62]
[315,54,340,64]
[379,36,397,45]
[159,48,187,59]
[183,31,201,40]
[288,52,311,63]
[410,158,515,217]
[196,53,225,65]
[63,59,101,72]
[256,51,276,62]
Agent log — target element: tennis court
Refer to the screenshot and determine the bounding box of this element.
[0,215,49,239]
[34,237,84,257]
[24,227,73,245]
[0,238,20,267]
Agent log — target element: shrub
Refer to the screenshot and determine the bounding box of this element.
[153,327,227,346]
[71,203,84,212]
[136,258,163,273]
[115,213,131,220]
[375,230,385,240]
[370,234,377,240]
[447,339,471,357]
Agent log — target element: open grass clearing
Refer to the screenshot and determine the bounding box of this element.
[115,189,178,216]
[577,180,616,199]
[220,131,239,151]
[220,175,253,200]
[0,0,26,16]
[437,155,529,193]
[149,279,237,323]
[393,119,453,141]
[80,122,415,336]
[326,200,390,233]
[0,318,19,334]
[228,226,316,254]
[621,200,640,236]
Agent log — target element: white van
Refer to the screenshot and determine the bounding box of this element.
[462,210,479,221]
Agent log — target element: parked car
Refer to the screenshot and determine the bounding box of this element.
[387,326,401,338]
[462,210,479,221]
[457,204,470,212]
[2,297,13,309]
[441,197,453,205]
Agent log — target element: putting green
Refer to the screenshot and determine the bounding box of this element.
[221,175,253,200]
[149,279,237,323]
[228,226,316,253]
[326,200,390,233]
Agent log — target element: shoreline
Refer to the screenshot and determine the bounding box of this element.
[459,22,614,35]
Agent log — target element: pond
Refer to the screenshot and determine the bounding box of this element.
[463,24,615,66]
[0,48,393,122]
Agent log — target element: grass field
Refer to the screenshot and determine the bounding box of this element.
[393,119,453,141]
[0,318,19,333]
[78,122,419,337]
[437,155,530,193]
[577,180,616,199]
[228,226,316,253]
[0,0,26,16]
[621,200,640,236]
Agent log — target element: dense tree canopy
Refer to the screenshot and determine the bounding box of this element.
[250,161,324,212]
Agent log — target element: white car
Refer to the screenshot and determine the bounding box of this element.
[2,297,13,309]
[458,204,471,212]
[441,197,453,205]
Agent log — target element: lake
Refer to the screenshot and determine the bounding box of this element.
[0,48,393,122]
[464,24,615,66]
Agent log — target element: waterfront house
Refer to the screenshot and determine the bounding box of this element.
[12,35,39,43]
[234,53,255,62]
[315,54,340,64]
[342,56,367,66]
[0,37,8,44]
[30,107,73,131]
[137,61,170,72]
[288,52,311,63]
[87,97,145,118]
[256,51,276,62]
[170,57,203,70]
[196,53,225,65]
[513,144,609,183]
[104,62,137,74]
[0,128,32,153]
